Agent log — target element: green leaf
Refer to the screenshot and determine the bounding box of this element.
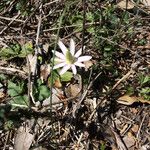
[61,71,73,82]
[0,74,6,80]
[38,85,50,101]
[18,42,33,57]
[139,75,150,86]
[142,76,150,85]
[7,81,29,108]
[9,95,29,108]
[34,79,50,101]
[0,43,21,59]
[8,81,23,97]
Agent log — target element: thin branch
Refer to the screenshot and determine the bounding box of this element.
[0,66,27,79]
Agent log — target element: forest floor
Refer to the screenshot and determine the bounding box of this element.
[0,0,150,150]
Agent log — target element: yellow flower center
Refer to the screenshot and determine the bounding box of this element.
[65,50,75,64]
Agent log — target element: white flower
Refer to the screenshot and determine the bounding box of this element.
[52,39,92,75]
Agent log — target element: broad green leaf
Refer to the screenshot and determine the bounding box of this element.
[19,42,33,57]
[142,76,150,85]
[8,81,23,97]
[9,95,29,108]
[38,85,50,101]
[61,71,73,82]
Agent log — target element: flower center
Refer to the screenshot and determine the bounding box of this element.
[65,50,75,64]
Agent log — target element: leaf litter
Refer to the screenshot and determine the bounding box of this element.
[0,0,149,150]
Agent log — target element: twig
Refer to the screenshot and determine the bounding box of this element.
[29,4,42,105]
[88,69,134,121]
[50,7,67,107]
[73,71,102,117]
[121,108,144,136]
[112,69,134,90]
[110,125,128,150]
[43,0,60,7]
[99,36,135,53]
[0,16,24,23]
[0,0,16,15]
[76,133,84,150]
[2,131,10,150]
[136,113,147,139]
[0,12,20,34]
[22,2,42,30]
[0,66,27,79]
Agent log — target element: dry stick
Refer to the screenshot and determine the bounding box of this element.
[72,0,87,116]
[22,2,42,29]
[0,16,24,23]
[0,0,16,15]
[136,113,147,139]
[43,0,60,7]
[80,0,86,89]
[0,12,20,34]
[29,4,42,105]
[121,107,144,136]
[73,71,102,117]
[0,66,27,79]
[110,124,128,150]
[2,131,10,150]
[88,69,135,121]
[76,133,84,149]
[49,7,67,107]
[112,69,134,90]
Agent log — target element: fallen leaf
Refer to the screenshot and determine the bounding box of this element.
[27,54,37,74]
[117,95,137,105]
[120,124,128,134]
[117,95,150,105]
[40,64,51,82]
[84,60,93,71]
[130,108,138,114]
[140,0,150,6]
[54,78,62,88]
[14,126,34,150]
[131,124,139,133]
[123,134,135,148]
[65,84,81,97]
[117,0,135,9]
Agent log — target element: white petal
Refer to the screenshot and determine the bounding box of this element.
[77,56,92,62]
[53,62,66,69]
[70,38,75,55]
[59,65,71,75]
[54,57,64,62]
[74,62,85,67]
[71,64,77,74]
[75,48,82,58]
[53,50,65,60]
[58,40,68,55]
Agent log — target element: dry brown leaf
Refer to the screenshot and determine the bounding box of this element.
[123,133,135,148]
[117,95,150,105]
[131,124,139,133]
[40,64,51,82]
[140,0,150,6]
[0,91,5,99]
[65,84,81,97]
[130,108,138,114]
[117,0,135,9]
[84,60,93,71]
[120,124,128,134]
[54,78,62,88]
[14,126,34,150]
[27,54,37,74]
[117,95,137,105]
